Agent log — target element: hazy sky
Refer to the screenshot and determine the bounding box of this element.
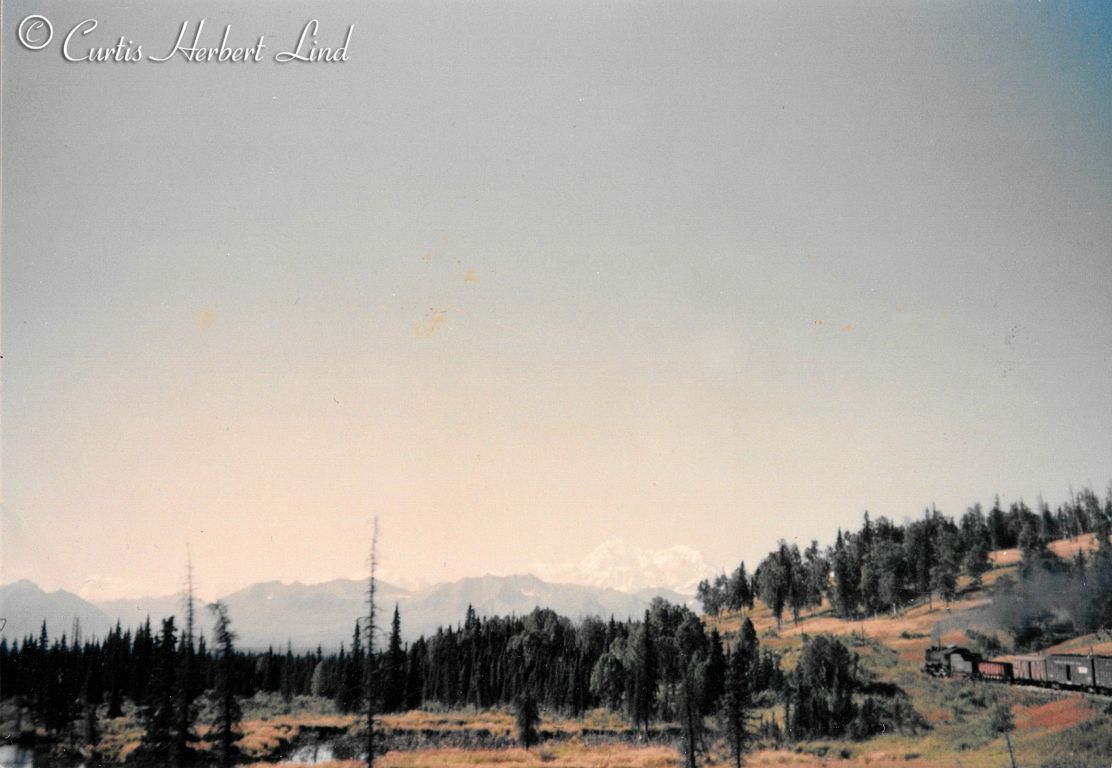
[3,1,1110,601]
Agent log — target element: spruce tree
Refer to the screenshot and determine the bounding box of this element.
[137,618,178,763]
[962,531,992,588]
[337,622,364,713]
[208,602,242,768]
[721,642,752,768]
[384,605,406,712]
[1018,520,1056,576]
[930,532,960,605]
[727,562,754,612]
[696,579,721,616]
[105,622,126,718]
[736,617,759,689]
[675,611,709,768]
[281,642,295,706]
[630,611,657,736]
[405,639,426,711]
[702,628,726,714]
[782,543,807,624]
[787,636,857,739]
[131,618,155,704]
[756,553,787,630]
[514,690,540,749]
[803,543,828,609]
[333,643,349,710]
[42,638,75,737]
[80,670,100,762]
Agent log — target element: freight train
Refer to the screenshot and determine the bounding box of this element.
[923,645,1112,693]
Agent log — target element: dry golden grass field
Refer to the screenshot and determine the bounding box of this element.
[989,533,1102,568]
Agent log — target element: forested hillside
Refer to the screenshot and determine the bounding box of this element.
[697,487,1112,646]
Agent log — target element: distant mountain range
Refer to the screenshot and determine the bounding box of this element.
[0,579,116,643]
[0,575,693,651]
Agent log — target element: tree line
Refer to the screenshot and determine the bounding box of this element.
[3,525,384,768]
[1,599,242,767]
[697,487,1112,627]
[2,593,926,766]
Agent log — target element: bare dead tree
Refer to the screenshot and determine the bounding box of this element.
[174,544,199,767]
[364,518,379,768]
[183,544,196,648]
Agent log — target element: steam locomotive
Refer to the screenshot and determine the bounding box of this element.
[923,645,1112,694]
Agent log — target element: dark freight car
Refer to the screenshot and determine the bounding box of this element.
[976,659,1012,682]
[1093,656,1112,691]
[1046,654,1095,688]
[1012,654,1048,684]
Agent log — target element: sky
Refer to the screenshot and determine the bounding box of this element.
[2,1,1111,601]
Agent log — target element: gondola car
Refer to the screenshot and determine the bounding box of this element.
[975,659,1012,683]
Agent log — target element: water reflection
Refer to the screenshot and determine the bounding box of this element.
[0,740,346,768]
[0,745,33,768]
[283,741,337,764]
[0,744,86,768]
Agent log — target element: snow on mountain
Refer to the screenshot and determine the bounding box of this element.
[399,574,683,641]
[533,539,715,595]
[211,574,686,648]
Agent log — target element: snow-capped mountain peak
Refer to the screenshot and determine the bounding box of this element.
[533,538,714,595]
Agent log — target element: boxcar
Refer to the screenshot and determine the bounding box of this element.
[1012,654,1048,684]
[1091,656,1112,691]
[1046,654,1095,689]
[976,660,1013,682]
